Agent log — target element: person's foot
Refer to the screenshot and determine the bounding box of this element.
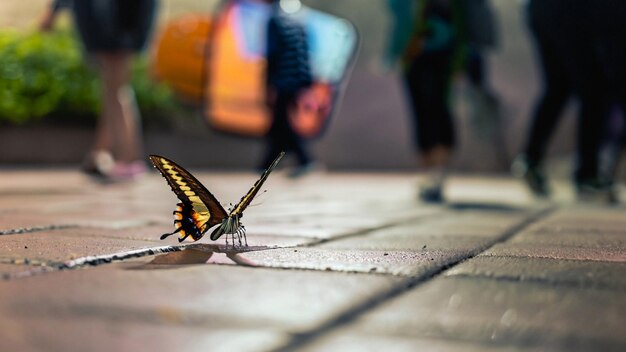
[288,162,322,179]
[82,150,115,176]
[108,160,148,181]
[85,158,147,183]
[511,155,550,198]
[576,178,618,204]
[418,182,444,203]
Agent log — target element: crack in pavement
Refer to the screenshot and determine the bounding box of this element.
[447,272,626,292]
[0,209,445,280]
[0,205,557,349]
[269,206,555,352]
[1,245,184,280]
[0,224,79,236]
[0,242,296,280]
[303,210,447,248]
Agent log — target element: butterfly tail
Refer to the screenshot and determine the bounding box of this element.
[160,227,182,240]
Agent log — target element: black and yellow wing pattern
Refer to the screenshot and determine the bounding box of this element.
[149,155,228,242]
[149,152,285,245]
[230,151,285,216]
[209,151,285,241]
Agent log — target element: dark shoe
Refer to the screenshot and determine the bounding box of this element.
[512,155,550,197]
[418,183,444,203]
[86,159,147,183]
[576,178,618,204]
[288,162,322,179]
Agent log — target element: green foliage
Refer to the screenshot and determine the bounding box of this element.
[0,29,93,124]
[0,29,181,127]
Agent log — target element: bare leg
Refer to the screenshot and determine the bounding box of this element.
[96,52,144,163]
[84,52,146,180]
[421,145,452,168]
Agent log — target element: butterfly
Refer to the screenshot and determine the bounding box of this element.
[149,152,285,246]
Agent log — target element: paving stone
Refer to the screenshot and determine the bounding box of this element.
[0,230,162,263]
[1,170,624,351]
[303,332,544,352]
[482,243,626,262]
[0,209,159,233]
[330,277,626,351]
[243,223,361,240]
[480,207,626,262]
[505,214,626,259]
[0,261,402,334]
[521,206,626,232]
[317,210,532,252]
[446,256,626,290]
[0,193,91,213]
[55,224,179,242]
[540,207,626,228]
[321,232,496,253]
[0,263,51,277]
[0,314,287,352]
[510,230,626,249]
[215,247,469,276]
[0,170,87,191]
[241,206,434,241]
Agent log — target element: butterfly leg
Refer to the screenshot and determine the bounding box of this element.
[237,229,243,246]
[235,226,244,247]
[234,232,240,247]
[242,226,248,246]
[230,232,236,247]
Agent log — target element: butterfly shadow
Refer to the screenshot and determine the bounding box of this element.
[125,243,275,271]
[445,201,527,212]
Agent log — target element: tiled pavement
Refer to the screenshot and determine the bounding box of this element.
[0,169,624,351]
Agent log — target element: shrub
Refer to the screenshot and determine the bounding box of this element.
[0,28,181,127]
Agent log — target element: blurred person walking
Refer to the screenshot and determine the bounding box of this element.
[456,0,502,156]
[513,0,623,202]
[385,0,457,202]
[596,3,626,196]
[40,0,158,182]
[260,0,315,177]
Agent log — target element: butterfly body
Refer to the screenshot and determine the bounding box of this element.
[149,152,284,245]
[211,213,243,241]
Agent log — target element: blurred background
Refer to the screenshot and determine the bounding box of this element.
[0,0,587,174]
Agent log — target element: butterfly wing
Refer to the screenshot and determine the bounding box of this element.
[149,155,228,240]
[230,151,285,216]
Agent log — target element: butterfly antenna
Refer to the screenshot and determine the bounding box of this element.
[248,189,269,208]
